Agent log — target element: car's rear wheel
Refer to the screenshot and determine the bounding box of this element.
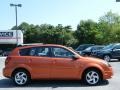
[83,69,102,85]
[104,55,111,62]
[12,70,30,86]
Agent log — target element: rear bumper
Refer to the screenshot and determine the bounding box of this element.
[3,67,12,78]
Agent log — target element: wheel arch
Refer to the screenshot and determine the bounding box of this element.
[11,66,32,79]
[81,66,103,80]
[103,54,112,58]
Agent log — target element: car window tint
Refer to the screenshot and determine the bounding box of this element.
[85,47,92,51]
[29,48,36,56]
[76,46,84,51]
[19,48,30,56]
[114,45,120,49]
[35,47,49,57]
[52,47,74,58]
[93,47,100,50]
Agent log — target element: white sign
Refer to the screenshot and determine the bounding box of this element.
[0,32,13,37]
[0,30,23,45]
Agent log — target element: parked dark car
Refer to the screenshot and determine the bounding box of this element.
[81,45,105,56]
[0,49,3,56]
[93,43,120,62]
[2,48,12,56]
[76,44,94,54]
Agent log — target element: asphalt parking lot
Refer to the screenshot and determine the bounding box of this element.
[0,57,120,90]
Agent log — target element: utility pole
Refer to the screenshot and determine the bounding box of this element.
[10,3,22,45]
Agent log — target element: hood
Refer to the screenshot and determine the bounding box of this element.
[80,56,105,63]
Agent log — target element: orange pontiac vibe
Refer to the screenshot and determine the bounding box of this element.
[3,44,113,86]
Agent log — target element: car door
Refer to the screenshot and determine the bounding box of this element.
[28,46,52,79]
[112,45,120,58]
[51,47,81,79]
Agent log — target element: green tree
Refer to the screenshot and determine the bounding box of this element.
[11,22,77,47]
[99,11,120,24]
[98,11,120,44]
[75,19,99,45]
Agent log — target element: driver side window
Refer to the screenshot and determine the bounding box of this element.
[52,47,74,58]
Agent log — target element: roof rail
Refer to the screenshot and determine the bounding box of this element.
[17,43,43,47]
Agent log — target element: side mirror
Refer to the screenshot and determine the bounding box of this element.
[76,51,82,55]
[72,55,79,60]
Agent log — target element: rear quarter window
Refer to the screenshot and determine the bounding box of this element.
[19,48,30,56]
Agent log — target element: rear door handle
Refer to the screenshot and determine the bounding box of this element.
[29,59,32,63]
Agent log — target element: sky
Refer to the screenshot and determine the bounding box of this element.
[1,0,120,30]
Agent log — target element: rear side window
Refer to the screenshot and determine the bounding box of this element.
[31,47,50,57]
[19,47,50,57]
[19,48,30,56]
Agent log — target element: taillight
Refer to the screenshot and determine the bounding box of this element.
[5,57,11,66]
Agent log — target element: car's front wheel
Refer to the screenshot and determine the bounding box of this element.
[83,69,102,85]
[12,70,30,86]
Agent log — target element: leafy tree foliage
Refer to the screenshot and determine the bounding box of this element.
[12,23,77,47]
[11,11,120,48]
[98,11,120,44]
[75,11,120,45]
[74,19,99,44]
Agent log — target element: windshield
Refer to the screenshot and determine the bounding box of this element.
[84,47,92,51]
[76,46,85,51]
[76,44,94,51]
[103,44,115,50]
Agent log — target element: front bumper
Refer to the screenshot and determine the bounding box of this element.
[103,67,113,79]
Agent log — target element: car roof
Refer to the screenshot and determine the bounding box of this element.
[90,45,105,48]
[78,44,94,46]
[112,43,120,45]
[17,44,66,49]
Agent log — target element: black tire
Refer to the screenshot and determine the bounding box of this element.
[103,55,111,62]
[83,69,102,86]
[118,59,120,61]
[12,69,30,86]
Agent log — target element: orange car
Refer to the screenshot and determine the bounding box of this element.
[3,44,113,86]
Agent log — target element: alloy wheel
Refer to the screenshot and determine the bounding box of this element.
[104,55,110,62]
[85,70,100,85]
[14,71,29,86]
